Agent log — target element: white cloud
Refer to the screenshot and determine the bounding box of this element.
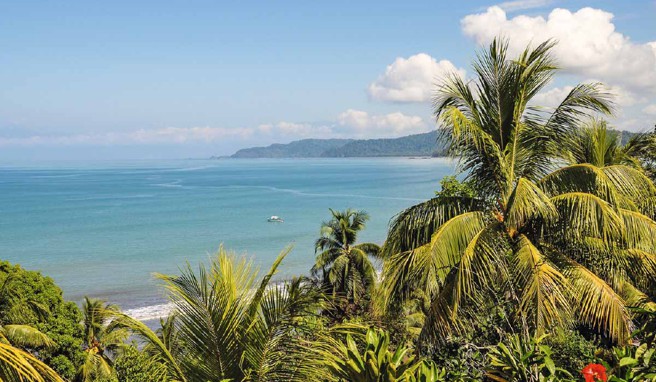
[530,86,575,108]
[529,83,651,131]
[368,53,465,103]
[337,109,428,137]
[126,126,255,143]
[495,0,554,12]
[461,6,656,92]
[612,117,653,133]
[607,84,643,108]
[0,126,256,147]
[257,122,333,138]
[0,110,429,147]
[531,83,641,111]
[642,104,656,115]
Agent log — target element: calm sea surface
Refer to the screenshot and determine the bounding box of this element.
[0,158,455,317]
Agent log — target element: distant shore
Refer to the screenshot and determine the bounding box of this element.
[211,155,442,159]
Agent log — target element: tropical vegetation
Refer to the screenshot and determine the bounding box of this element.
[1,37,655,381]
[312,208,381,315]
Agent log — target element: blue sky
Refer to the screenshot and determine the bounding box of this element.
[1,0,655,160]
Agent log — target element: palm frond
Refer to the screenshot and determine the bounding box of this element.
[0,325,54,349]
[505,177,557,232]
[78,350,114,382]
[382,211,487,305]
[382,196,481,259]
[637,196,656,220]
[0,342,64,382]
[540,164,618,203]
[513,235,571,334]
[540,83,614,141]
[311,248,341,277]
[550,192,624,242]
[564,261,632,344]
[156,250,253,380]
[451,224,505,318]
[241,280,327,382]
[561,118,622,167]
[601,165,656,201]
[353,242,381,258]
[420,224,507,343]
[619,281,656,312]
[619,208,656,251]
[566,237,648,290]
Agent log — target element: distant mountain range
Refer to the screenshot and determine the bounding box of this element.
[225,129,644,159]
[229,131,447,158]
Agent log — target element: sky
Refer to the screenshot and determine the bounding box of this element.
[1,0,655,160]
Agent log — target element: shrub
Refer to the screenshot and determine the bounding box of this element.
[0,261,85,380]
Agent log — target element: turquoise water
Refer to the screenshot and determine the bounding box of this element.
[0,158,454,315]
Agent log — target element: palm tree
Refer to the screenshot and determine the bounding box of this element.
[311,209,381,305]
[564,119,655,170]
[77,298,128,382]
[562,119,656,221]
[623,125,656,183]
[114,246,330,382]
[381,37,656,345]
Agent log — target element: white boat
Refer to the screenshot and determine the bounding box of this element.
[267,215,284,223]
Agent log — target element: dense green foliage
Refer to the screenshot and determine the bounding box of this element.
[0,261,85,380]
[230,131,447,158]
[318,328,440,381]
[434,176,476,201]
[109,346,168,382]
[320,131,446,157]
[230,138,354,158]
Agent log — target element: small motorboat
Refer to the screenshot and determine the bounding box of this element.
[267,215,284,223]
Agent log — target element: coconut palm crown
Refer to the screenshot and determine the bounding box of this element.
[311,209,381,304]
[77,297,128,382]
[381,37,656,345]
[112,246,330,382]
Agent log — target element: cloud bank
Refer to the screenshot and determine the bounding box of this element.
[0,110,428,147]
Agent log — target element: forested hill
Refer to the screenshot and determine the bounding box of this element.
[230,131,447,158]
[227,129,649,159]
[230,139,353,158]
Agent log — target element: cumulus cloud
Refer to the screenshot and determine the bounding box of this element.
[368,53,465,103]
[461,6,656,92]
[336,109,428,137]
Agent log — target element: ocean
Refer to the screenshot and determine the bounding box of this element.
[0,158,455,320]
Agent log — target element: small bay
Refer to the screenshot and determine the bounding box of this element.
[0,158,455,316]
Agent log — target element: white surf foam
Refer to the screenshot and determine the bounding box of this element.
[124,303,174,321]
